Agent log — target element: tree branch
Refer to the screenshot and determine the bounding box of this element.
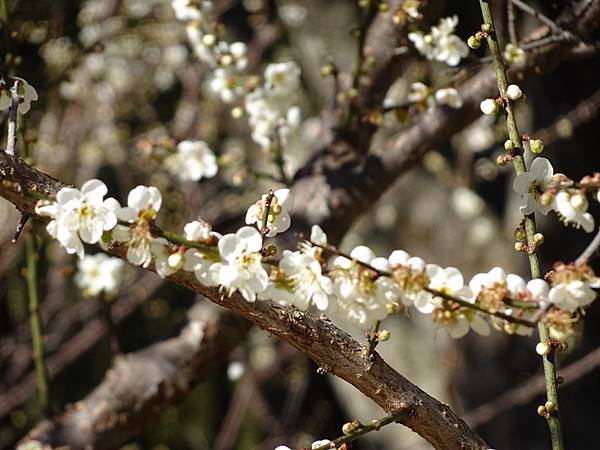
[1,152,489,450]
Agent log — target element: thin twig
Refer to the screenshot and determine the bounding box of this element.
[576,227,600,264]
[25,232,49,413]
[310,410,412,450]
[478,2,564,449]
[6,78,19,156]
[507,0,518,45]
[464,344,600,428]
[510,0,569,37]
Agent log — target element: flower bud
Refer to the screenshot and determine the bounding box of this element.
[536,342,550,356]
[529,138,544,154]
[514,241,527,252]
[202,34,216,46]
[506,84,523,101]
[537,405,547,416]
[544,401,556,412]
[467,35,481,49]
[167,253,183,269]
[342,420,360,434]
[514,227,527,242]
[504,139,515,151]
[481,23,493,33]
[320,64,334,77]
[480,98,499,115]
[570,192,588,212]
[540,191,554,206]
[378,329,391,341]
[533,233,544,246]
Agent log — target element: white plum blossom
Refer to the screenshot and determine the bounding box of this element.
[408,16,468,66]
[75,253,124,297]
[184,247,219,286]
[434,88,463,108]
[0,77,39,114]
[245,189,293,237]
[512,157,555,215]
[310,224,328,246]
[331,247,392,327]
[165,140,218,182]
[208,68,244,103]
[36,179,118,259]
[184,219,220,243]
[407,83,462,111]
[113,185,163,267]
[245,62,302,150]
[278,247,333,310]
[216,226,268,301]
[388,250,430,309]
[171,0,208,21]
[549,279,599,312]
[426,264,490,338]
[554,190,595,232]
[151,237,183,278]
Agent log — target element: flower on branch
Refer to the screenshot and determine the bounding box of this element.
[165,140,218,182]
[0,77,39,114]
[215,226,268,302]
[245,189,293,237]
[513,157,555,215]
[75,253,124,298]
[36,179,119,259]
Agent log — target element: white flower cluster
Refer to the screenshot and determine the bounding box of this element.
[0,77,39,114]
[406,82,463,111]
[75,253,125,298]
[37,183,598,341]
[245,62,302,151]
[171,1,302,152]
[513,157,595,232]
[408,16,469,67]
[165,140,218,182]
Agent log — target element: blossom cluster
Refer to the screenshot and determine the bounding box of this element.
[405,81,463,111]
[36,182,599,342]
[171,0,302,152]
[513,157,597,233]
[408,16,469,67]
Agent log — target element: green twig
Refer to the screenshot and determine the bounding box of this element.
[310,410,411,450]
[365,319,381,358]
[25,232,49,413]
[261,189,275,240]
[478,2,564,449]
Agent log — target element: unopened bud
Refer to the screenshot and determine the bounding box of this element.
[202,34,216,46]
[342,420,361,435]
[544,401,556,412]
[537,405,547,416]
[506,84,523,101]
[497,154,510,166]
[271,203,282,214]
[480,98,499,115]
[514,227,527,241]
[467,35,481,49]
[167,253,183,269]
[378,329,391,341]
[504,139,515,151]
[320,64,334,77]
[481,23,493,33]
[529,138,544,154]
[514,241,527,253]
[533,233,544,246]
[536,342,550,356]
[540,192,553,207]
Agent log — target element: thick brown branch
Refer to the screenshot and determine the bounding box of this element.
[1,153,488,449]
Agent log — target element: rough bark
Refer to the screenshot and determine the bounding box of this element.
[1,152,488,449]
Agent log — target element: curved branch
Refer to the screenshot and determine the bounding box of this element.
[1,153,488,449]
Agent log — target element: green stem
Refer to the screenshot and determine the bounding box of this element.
[478,2,563,449]
[310,411,410,450]
[25,233,49,413]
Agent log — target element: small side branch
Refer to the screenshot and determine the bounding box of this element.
[6,78,19,156]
